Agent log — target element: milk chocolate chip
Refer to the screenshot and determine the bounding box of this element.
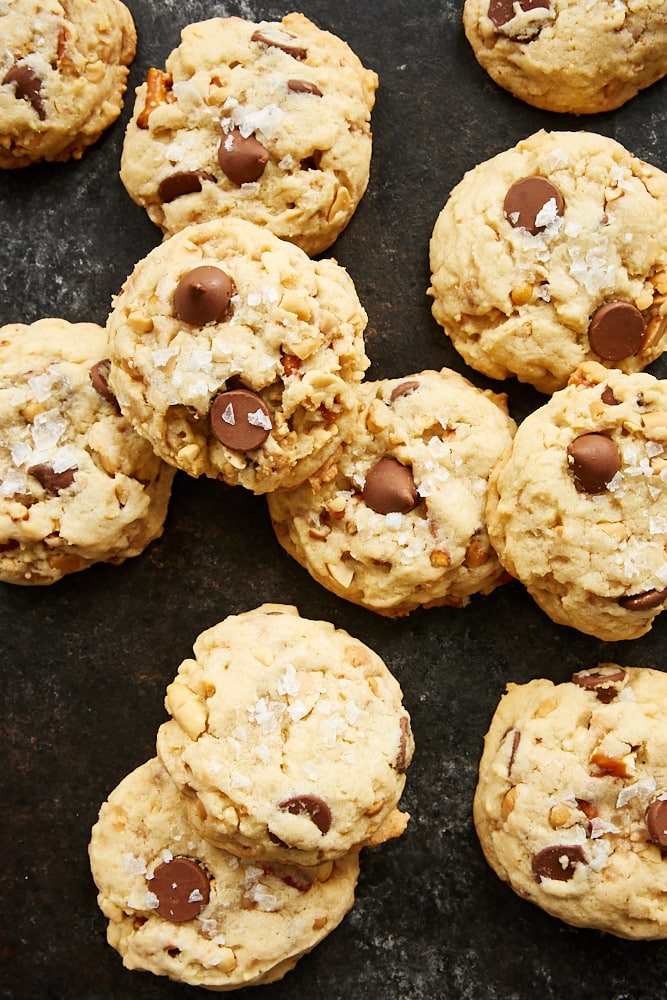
[28,464,76,494]
[394,716,412,774]
[571,666,626,703]
[158,170,216,203]
[588,301,646,361]
[89,359,117,406]
[210,388,272,451]
[531,845,586,882]
[150,857,210,922]
[3,63,45,119]
[279,794,332,834]
[251,28,307,60]
[362,458,419,515]
[618,588,667,612]
[504,176,564,235]
[488,0,551,27]
[389,380,420,403]
[174,266,233,326]
[287,79,323,96]
[646,798,667,850]
[566,434,620,493]
[601,385,620,406]
[218,128,269,185]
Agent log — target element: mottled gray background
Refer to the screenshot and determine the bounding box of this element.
[1,2,666,998]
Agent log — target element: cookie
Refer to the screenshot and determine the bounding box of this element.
[486,362,667,641]
[106,217,369,494]
[89,757,359,989]
[267,368,516,616]
[0,318,174,585]
[428,129,667,394]
[0,0,136,168]
[462,0,667,115]
[473,665,667,939]
[155,604,414,867]
[119,13,377,256]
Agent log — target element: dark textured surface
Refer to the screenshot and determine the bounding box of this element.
[1,2,667,998]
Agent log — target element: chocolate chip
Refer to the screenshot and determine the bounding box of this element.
[394,716,412,774]
[504,176,564,235]
[3,63,45,120]
[566,433,620,493]
[89,360,117,406]
[618,588,667,612]
[531,845,587,882]
[210,388,272,451]
[157,170,217,203]
[251,28,307,60]
[508,729,521,775]
[279,795,332,834]
[487,0,551,27]
[287,79,323,96]
[362,458,419,515]
[150,857,210,922]
[28,464,76,494]
[588,301,646,361]
[217,128,269,185]
[571,666,626,703]
[601,385,620,405]
[174,266,233,326]
[389,380,420,403]
[646,798,667,850]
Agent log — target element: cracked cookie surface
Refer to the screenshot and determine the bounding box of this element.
[0,0,136,167]
[155,604,414,867]
[428,130,667,394]
[89,757,359,989]
[463,0,667,114]
[268,368,516,616]
[0,318,174,584]
[474,665,667,938]
[119,13,377,255]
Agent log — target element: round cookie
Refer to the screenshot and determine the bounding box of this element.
[89,757,360,989]
[428,129,667,394]
[486,361,667,641]
[155,604,414,867]
[106,217,369,495]
[462,0,667,115]
[0,318,174,585]
[473,665,667,939]
[119,13,378,255]
[0,0,136,168]
[267,368,516,616]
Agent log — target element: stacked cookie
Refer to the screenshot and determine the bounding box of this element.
[89,604,415,989]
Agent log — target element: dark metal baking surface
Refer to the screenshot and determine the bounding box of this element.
[2,2,667,997]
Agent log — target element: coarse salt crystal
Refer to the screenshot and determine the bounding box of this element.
[247,408,272,430]
[616,777,656,808]
[123,853,147,875]
[276,662,300,696]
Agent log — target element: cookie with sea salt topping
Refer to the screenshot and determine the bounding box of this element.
[89,757,359,989]
[155,604,414,867]
[267,368,516,616]
[486,361,667,641]
[462,0,667,115]
[473,665,667,938]
[106,217,369,494]
[428,130,667,394]
[0,318,174,585]
[0,0,136,168]
[119,12,377,255]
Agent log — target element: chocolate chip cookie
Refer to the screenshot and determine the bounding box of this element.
[89,757,360,989]
[0,318,174,585]
[463,0,667,114]
[119,13,377,255]
[428,130,667,393]
[486,362,667,641]
[155,604,414,867]
[0,0,136,168]
[268,368,516,616]
[106,217,369,494]
[474,665,667,938]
